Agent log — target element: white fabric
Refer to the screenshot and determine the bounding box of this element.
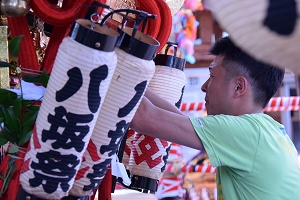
[8,80,45,100]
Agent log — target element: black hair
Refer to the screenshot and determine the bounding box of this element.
[208,36,285,108]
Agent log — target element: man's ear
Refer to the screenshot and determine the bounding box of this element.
[234,76,247,96]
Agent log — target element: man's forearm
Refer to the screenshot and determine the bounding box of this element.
[144,88,184,115]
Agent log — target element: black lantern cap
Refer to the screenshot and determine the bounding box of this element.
[129,175,158,194]
[154,41,186,71]
[69,18,119,52]
[101,8,160,60]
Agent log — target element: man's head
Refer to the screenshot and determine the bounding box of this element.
[201,36,285,115]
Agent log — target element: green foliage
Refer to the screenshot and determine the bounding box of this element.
[0,35,23,69]
[0,35,41,146]
[0,89,39,146]
[0,156,16,197]
[22,70,50,88]
[8,35,23,58]
[0,35,46,197]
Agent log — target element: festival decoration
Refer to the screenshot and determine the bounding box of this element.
[156,143,185,199]
[29,16,50,66]
[156,176,184,199]
[171,0,203,64]
[105,0,173,55]
[165,163,217,174]
[30,0,96,74]
[181,96,300,113]
[18,5,120,198]
[128,42,186,193]
[262,96,300,112]
[68,8,159,197]
[122,128,136,170]
[206,0,300,74]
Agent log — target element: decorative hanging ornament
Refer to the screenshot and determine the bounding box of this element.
[18,3,120,199]
[156,143,184,199]
[128,42,186,193]
[0,0,30,17]
[68,8,159,197]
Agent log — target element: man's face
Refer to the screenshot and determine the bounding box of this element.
[201,55,236,115]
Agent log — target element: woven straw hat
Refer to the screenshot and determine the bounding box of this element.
[165,0,185,15]
[207,0,300,74]
[106,0,184,16]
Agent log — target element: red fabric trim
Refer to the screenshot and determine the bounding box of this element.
[7,17,40,71]
[0,143,28,200]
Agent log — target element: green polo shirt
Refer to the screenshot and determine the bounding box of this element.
[190,114,300,200]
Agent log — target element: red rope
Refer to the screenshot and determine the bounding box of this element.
[47,0,58,4]
[29,0,88,26]
[7,17,40,70]
[154,0,172,54]
[136,0,160,38]
[31,0,105,73]
[39,0,91,73]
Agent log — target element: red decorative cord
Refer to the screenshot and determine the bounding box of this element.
[29,0,88,26]
[30,0,105,73]
[7,16,40,70]
[136,0,161,38]
[153,0,172,54]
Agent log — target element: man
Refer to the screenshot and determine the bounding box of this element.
[130,37,300,199]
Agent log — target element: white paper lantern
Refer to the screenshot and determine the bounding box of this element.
[69,26,159,196]
[129,47,186,192]
[19,18,119,199]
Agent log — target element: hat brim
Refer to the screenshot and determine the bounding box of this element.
[207,0,300,74]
